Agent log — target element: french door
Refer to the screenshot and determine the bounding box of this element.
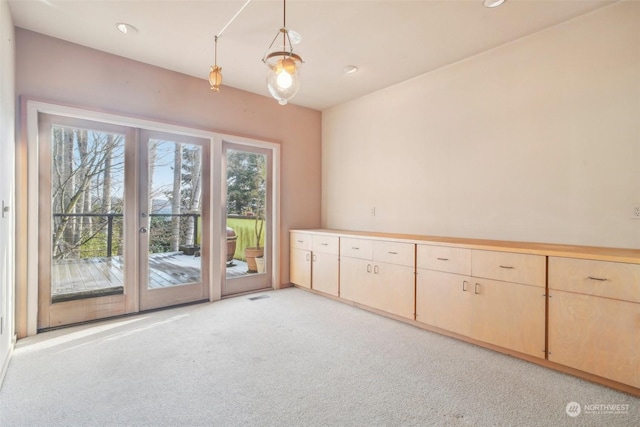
[222,142,272,296]
[138,130,209,311]
[37,114,209,329]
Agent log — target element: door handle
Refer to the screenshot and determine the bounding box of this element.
[474,283,480,294]
[140,227,148,233]
[462,280,468,292]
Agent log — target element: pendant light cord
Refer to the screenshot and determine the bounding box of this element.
[213,0,252,65]
[282,0,287,46]
[217,0,253,38]
[214,36,218,66]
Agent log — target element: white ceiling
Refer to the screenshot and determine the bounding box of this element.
[8,0,616,111]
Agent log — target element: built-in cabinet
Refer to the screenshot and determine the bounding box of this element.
[416,246,546,358]
[310,234,340,296]
[340,238,414,319]
[548,257,640,389]
[289,229,640,395]
[290,231,339,296]
[290,232,312,289]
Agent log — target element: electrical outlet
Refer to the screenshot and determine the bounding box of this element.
[633,205,640,219]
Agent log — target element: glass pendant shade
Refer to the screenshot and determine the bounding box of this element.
[209,65,223,92]
[264,48,302,105]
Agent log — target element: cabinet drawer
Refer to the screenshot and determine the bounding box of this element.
[312,235,339,255]
[340,237,373,260]
[417,245,471,275]
[290,232,312,250]
[549,257,640,303]
[472,250,545,287]
[374,241,415,267]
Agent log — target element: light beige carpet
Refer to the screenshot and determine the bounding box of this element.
[1,287,638,426]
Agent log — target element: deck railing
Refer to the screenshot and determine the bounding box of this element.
[52,213,200,259]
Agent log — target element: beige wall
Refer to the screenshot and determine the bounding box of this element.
[322,2,640,249]
[15,28,322,292]
[0,0,15,383]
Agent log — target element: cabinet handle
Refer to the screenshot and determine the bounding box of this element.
[306,253,310,261]
[312,255,317,262]
[352,247,360,250]
[474,283,481,294]
[321,243,329,246]
[462,280,468,292]
[587,276,607,282]
[437,257,449,261]
[499,265,514,269]
[388,251,398,255]
[297,240,304,243]
[367,264,372,273]
[374,265,379,274]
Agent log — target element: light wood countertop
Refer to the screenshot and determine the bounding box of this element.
[290,229,640,264]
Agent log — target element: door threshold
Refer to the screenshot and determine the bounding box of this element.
[221,287,273,300]
[38,299,210,333]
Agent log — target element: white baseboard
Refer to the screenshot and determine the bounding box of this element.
[0,334,16,389]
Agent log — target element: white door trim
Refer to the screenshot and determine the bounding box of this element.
[21,99,280,336]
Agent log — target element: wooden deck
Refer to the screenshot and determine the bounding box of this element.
[51,253,251,303]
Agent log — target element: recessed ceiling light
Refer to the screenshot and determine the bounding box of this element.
[483,0,506,7]
[344,65,359,75]
[116,23,138,34]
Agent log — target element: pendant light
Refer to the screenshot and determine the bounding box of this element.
[262,0,303,105]
[209,36,223,92]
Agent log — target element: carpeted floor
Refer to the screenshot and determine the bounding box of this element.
[0,287,638,426]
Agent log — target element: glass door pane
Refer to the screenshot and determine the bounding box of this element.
[139,132,209,311]
[38,113,132,329]
[50,125,126,303]
[37,114,211,328]
[223,143,272,296]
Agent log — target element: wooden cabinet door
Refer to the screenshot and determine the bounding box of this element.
[471,278,546,358]
[341,258,414,319]
[416,269,472,337]
[290,248,311,288]
[340,257,371,305]
[549,290,640,388]
[374,262,415,319]
[312,252,339,296]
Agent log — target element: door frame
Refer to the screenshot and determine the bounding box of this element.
[36,113,136,329]
[215,134,280,299]
[20,99,280,336]
[221,141,274,297]
[138,129,211,311]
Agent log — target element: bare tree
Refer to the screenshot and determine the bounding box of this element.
[102,134,113,213]
[77,129,91,237]
[148,140,157,213]
[170,143,183,251]
[51,129,125,259]
[182,146,202,246]
[63,128,76,248]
